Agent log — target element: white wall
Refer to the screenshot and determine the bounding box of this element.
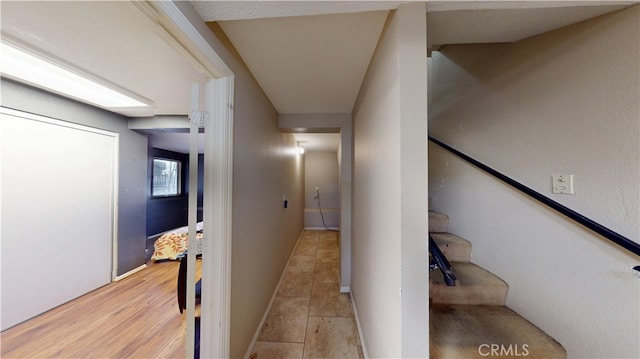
[0,79,148,277]
[1,109,117,330]
[304,151,340,228]
[201,23,305,359]
[352,4,428,358]
[428,5,640,358]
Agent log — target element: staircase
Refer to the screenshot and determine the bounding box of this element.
[429,211,566,359]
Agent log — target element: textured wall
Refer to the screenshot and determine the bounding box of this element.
[429,5,640,358]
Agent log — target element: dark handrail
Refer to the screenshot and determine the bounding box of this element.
[429,136,640,257]
[429,235,457,286]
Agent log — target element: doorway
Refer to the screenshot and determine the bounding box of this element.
[281,113,353,293]
[295,133,341,230]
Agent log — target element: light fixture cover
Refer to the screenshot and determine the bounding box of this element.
[0,41,149,109]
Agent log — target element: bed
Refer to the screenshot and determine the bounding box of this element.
[151,222,203,261]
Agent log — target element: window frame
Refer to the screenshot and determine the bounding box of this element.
[151,157,182,198]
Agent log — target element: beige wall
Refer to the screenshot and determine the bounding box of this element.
[429,5,639,358]
[202,23,305,359]
[352,4,428,357]
[304,151,340,228]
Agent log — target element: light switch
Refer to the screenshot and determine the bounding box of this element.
[552,175,574,194]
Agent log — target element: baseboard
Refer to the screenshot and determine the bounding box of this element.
[340,286,350,293]
[304,226,340,231]
[114,264,147,282]
[350,290,369,359]
[243,229,306,359]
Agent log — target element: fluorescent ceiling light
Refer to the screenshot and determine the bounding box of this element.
[0,41,149,109]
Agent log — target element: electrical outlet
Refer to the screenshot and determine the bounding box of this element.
[314,187,319,199]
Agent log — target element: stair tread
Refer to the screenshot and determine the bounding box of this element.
[432,262,507,288]
[431,233,471,262]
[430,262,508,305]
[430,304,566,358]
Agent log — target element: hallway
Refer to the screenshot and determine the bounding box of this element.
[249,230,363,358]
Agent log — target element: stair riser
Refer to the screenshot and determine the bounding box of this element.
[429,286,507,306]
[429,211,449,233]
[438,245,470,262]
[431,233,471,262]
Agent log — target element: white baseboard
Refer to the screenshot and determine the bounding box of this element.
[243,229,306,359]
[114,264,147,282]
[340,286,350,293]
[350,290,369,359]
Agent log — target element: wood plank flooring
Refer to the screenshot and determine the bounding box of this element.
[1,260,198,358]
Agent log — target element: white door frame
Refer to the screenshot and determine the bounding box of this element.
[150,2,235,357]
[201,76,234,358]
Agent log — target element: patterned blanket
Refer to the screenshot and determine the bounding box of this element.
[151,230,203,261]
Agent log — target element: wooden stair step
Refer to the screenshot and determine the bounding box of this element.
[429,211,449,233]
[431,233,471,262]
[430,304,566,358]
[430,262,508,306]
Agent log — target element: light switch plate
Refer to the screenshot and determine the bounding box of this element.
[196,237,203,255]
[552,174,574,194]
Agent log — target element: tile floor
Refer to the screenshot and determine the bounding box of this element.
[249,230,363,359]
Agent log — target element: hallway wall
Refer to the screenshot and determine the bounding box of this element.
[352,4,428,358]
[203,23,305,359]
[428,5,640,358]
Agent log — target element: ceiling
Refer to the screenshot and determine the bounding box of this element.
[217,11,389,114]
[208,1,634,116]
[0,1,206,117]
[293,133,341,152]
[1,1,637,153]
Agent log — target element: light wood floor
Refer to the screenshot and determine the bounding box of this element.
[1,260,197,358]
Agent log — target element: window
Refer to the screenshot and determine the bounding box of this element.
[152,158,181,197]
